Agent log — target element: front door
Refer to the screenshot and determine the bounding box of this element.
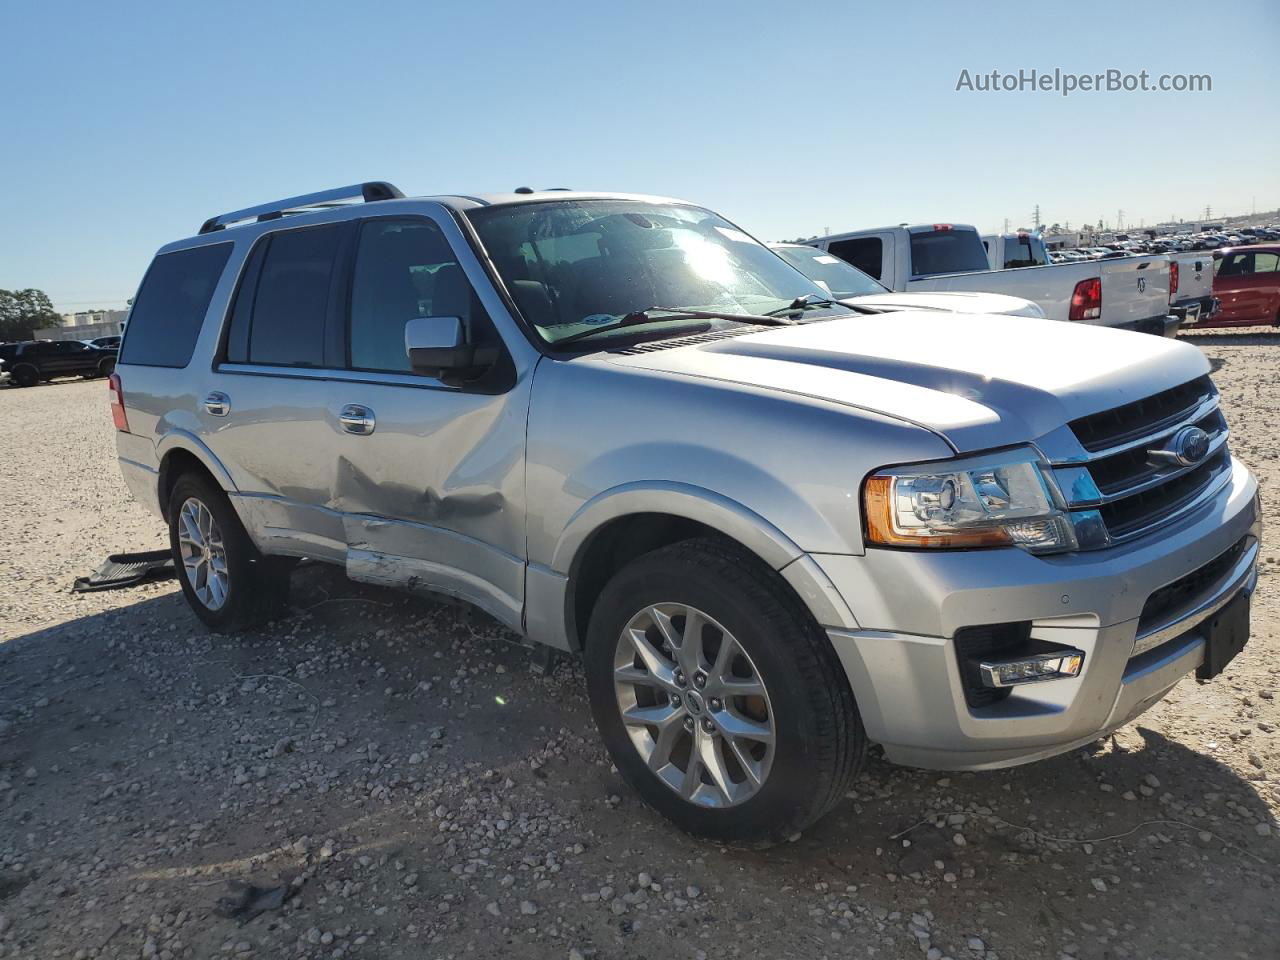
[329,213,531,631]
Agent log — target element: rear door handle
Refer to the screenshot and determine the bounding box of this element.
[204,391,231,417]
[339,403,376,436]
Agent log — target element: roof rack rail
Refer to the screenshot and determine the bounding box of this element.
[198,181,405,235]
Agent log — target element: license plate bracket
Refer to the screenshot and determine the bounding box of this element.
[1197,591,1251,681]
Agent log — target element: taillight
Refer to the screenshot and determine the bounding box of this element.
[1169,261,1179,301]
[108,373,129,432]
[1069,277,1102,322]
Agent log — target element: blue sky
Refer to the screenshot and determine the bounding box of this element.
[2,0,1277,313]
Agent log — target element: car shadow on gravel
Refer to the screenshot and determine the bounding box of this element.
[1181,330,1280,347]
[2,565,1277,958]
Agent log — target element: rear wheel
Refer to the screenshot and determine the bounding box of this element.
[584,538,865,844]
[167,473,293,631]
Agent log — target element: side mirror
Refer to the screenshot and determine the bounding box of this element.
[405,316,471,373]
[404,316,498,382]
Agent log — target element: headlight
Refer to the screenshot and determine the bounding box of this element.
[863,448,1076,553]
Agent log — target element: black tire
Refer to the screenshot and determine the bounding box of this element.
[167,473,294,631]
[584,538,865,845]
[97,357,116,377]
[11,365,38,388]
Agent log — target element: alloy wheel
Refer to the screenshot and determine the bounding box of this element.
[177,497,229,611]
[613,603,775,808]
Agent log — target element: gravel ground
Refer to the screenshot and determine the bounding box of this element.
[1,334,1277,960]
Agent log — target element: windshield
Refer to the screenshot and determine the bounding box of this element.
[466,199,846,346]
[769,245,888,298]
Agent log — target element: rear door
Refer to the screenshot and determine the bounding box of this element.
[208,221,351,560]
[1098,255,1168,330]
[327,211,531,631]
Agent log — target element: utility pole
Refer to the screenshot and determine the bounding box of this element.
[1032,205,1042,230]
[1003,217,1009,233]
[1117,209,1124,231]
[1204,204,1212,220]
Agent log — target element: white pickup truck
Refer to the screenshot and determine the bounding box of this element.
[981,232,1051,270]
[1168,250,1220,327]
[810,223,1179,337]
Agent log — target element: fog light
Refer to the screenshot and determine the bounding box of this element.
[979,649,1085,688]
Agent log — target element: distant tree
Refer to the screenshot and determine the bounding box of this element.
[0,288,61,341]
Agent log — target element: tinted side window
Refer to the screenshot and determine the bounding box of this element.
[349,219,493,374]
[827,237,883,279]
[1003,238,1038,269]
[908,229,990,277]
[120,243,233,368]
[244,225,342,366]
[1216,253,1250,277]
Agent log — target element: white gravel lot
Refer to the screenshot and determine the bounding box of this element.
[0,332,1277,960]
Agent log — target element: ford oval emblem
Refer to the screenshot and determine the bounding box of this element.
[1170,425,1210,466]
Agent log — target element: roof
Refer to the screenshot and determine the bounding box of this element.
[161,185,698,255]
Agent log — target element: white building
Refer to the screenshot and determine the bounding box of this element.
[61,308,128,329]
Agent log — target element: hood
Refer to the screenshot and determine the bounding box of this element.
[609,313,1209,453]
[845,290,1045,318]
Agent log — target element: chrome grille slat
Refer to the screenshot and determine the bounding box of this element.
[1068,375,1215,454]
[1057,423,1229,507]
[1067,392,1220,463]
[1099,452,1232,544]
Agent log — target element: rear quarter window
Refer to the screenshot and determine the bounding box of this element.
[908,229,990,277]
[120,243,233,367]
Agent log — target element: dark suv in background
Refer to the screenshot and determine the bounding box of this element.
[0,339,118,387]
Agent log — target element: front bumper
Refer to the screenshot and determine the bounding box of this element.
[816,457,1260,770]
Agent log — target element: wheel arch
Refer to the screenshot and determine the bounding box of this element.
[550,482,858,652]
[156,432,237,522]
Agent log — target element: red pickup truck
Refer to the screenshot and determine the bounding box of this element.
[1190,244,1280,328]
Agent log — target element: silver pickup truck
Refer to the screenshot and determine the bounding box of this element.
[811,223,1180,337]
[112,185,1260,844]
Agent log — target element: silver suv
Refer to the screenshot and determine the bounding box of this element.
[113,183,1260,843]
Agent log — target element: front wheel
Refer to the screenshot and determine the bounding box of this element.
[584,538,865,844]
[167,474,293,631]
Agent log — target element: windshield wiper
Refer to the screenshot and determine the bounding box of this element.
[764,293,843,317]
[552,306,794,346]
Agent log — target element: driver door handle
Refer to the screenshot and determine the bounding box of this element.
[339,403,376,436]
[204,391,231,417]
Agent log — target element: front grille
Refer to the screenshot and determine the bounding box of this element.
[1069,375,1213,453]
[1087,410,1225,495]
[1138,535,1249,635]
[1054,375,1231,547]
[1098,449,1230,539]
